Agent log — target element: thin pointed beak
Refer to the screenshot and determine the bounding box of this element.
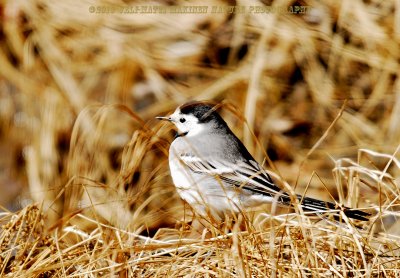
[156,116,172,121]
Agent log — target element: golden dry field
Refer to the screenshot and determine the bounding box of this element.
[0,0,400,276]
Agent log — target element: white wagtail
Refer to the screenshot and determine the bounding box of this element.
[157,101,369,222]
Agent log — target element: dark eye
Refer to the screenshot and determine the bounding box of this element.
[179,118,186,123]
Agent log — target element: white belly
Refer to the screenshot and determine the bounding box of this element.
[169,150,243,219]
[168,139,272,220]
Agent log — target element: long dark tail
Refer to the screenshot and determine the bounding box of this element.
[297,195,370,221]
[275,193,370,221]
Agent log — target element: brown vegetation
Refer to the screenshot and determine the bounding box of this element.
[1,0,399,276]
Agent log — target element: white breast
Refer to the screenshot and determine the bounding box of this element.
[168,137,274,220]
[168,139,242,219]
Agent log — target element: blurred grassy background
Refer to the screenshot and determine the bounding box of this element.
[1,0,400,276]
[1,0,397,225]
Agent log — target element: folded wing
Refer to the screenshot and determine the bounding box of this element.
[179,153,370,221]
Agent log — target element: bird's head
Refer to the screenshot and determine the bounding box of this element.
[156,101,226,137]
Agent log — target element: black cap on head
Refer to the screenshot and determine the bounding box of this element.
[180,101,222,123]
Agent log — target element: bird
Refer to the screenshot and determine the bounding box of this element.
[157,101,370,222]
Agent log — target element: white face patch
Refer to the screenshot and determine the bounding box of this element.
[169,108,205,137]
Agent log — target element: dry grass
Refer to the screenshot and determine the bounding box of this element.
[1,0,400,276]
